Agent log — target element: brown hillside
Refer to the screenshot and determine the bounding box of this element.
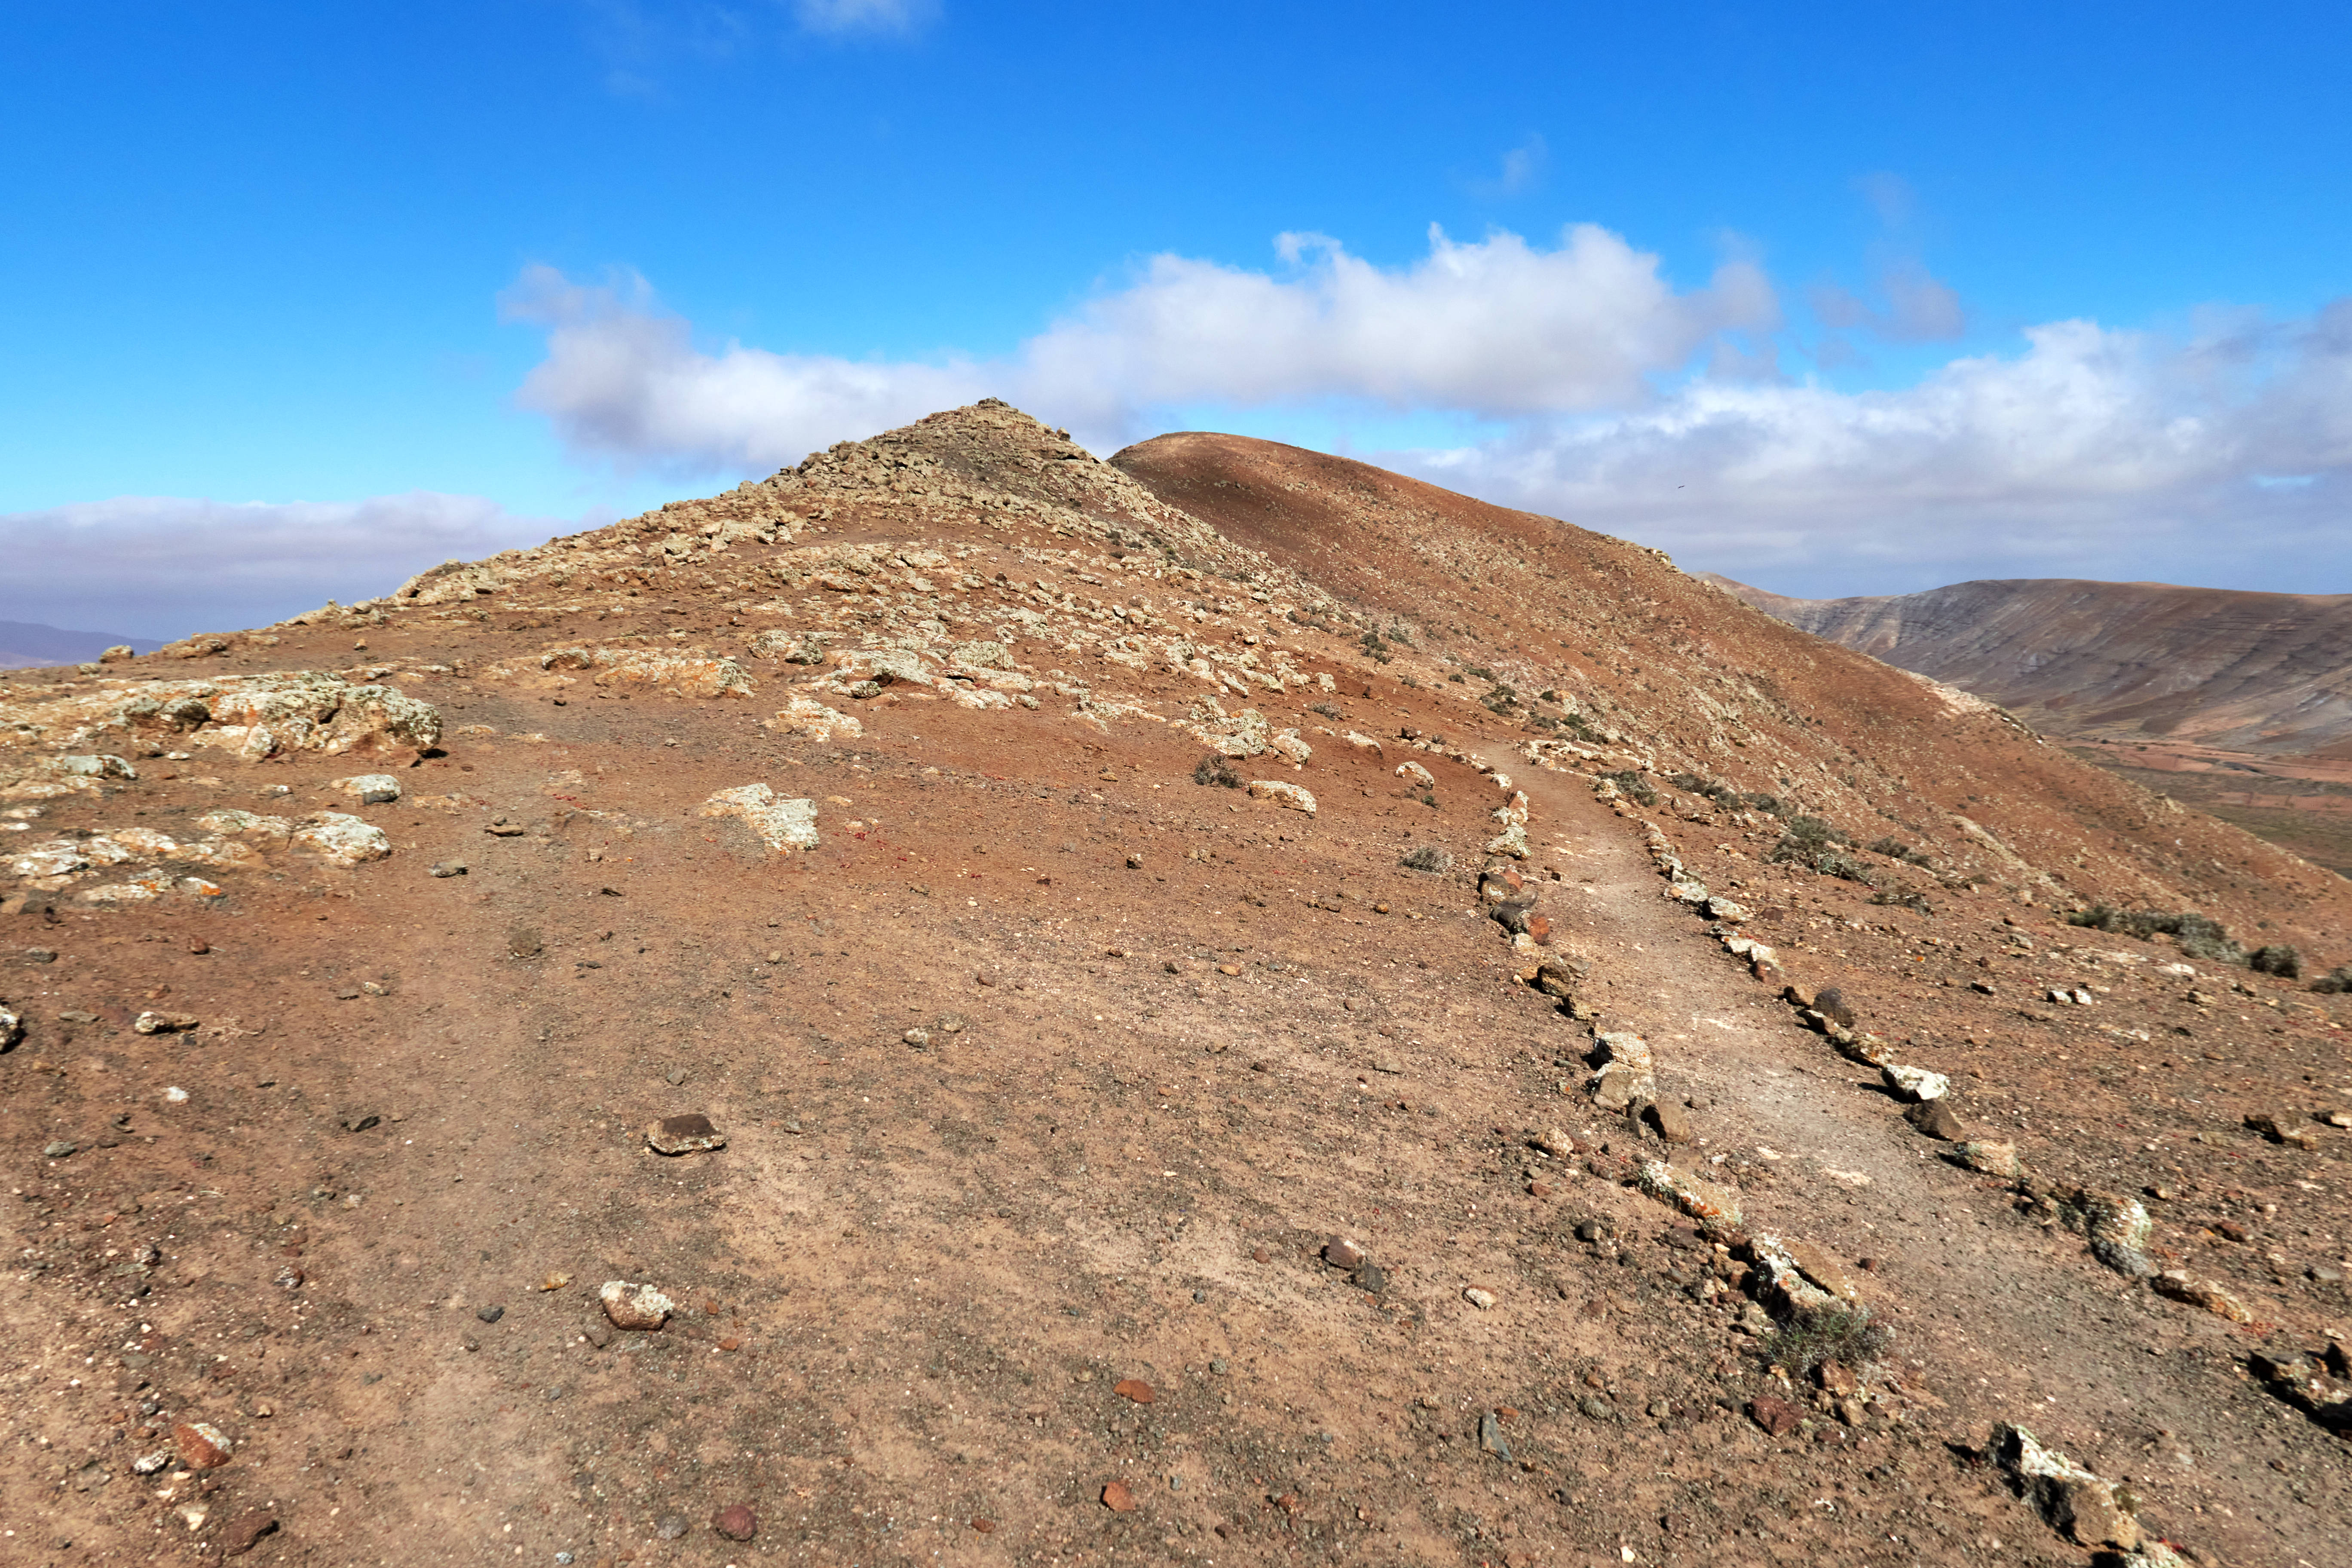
[4,403,2349,1568]
[1704,573,2352,757]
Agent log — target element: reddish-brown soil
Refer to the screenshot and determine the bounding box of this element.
[5,404,2347,1568]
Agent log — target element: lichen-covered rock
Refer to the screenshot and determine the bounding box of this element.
[1268,729,1312,764]
[291,812,392,868]
[600,1280,676,1331]
[1746,1234,1839,1313]
[2056,1187,2153,1277]
[1881,1064,1950,1102]
[1395,760,1435,788]
[763,696,864,743]
[0,1002,21,1050]
[8,839,90,881]
[1185,703,1271,758]
[1246,780,1316,815]
[699,784,820,852]
[535,646,755,699]
[1486,821,1530,859]
[198,810,292,839]
[1987,1424,2140,1551]
[334,774,401,804]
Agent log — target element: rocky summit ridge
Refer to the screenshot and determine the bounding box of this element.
[4,401,2351,1568]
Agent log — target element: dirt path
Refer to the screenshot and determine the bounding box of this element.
[1486,741,2343,1568]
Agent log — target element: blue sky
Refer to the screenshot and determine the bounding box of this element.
[5,1,2349,635]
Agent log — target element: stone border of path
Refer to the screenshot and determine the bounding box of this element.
[1500,741,2211,1568]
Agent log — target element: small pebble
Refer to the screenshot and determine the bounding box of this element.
[476,1305,505,1324]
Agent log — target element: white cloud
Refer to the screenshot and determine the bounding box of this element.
[1403,306,2352,593]
[504,228,2352,596]
[0,492,567,641]
[505,225,1777,472]
[1470,135,1549,199]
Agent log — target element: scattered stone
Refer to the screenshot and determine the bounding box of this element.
[172,1421,233,1470]
[1323,1237,1364,1270]
[1881,1064,1949,1102]
[1534,1127,1577,1158]
[598,1280,676,1330]
[654,1515,689,1541]
[292,810,392,867]
[1812,986,1856,1026]
[42,1140,74,1159]
[972,1517,998,1533]
[1589,1031,1656,1112]
[1635,1159,1743,1226]
[1114,1379,1156,1404]
[333,773,401,805]
[475,1305,505,1324]
[429,861,467,877]
[134,1011,199,1035]
[1905,1099,1966,1140]
[1246,780,1317,815]
[1395,761,1435,789]
[1353,1262,1387,1295]
[221,1511,279,1556]
[646,1114,725,1155]
[507,926,544,959]
[131,1450,171,1476]
[1531,954,1587,1001]
[1478,1411,1513,1460]
[2245,1110,2319,1149]
[2152,1271,2253,1322]
[1815,1360,1858,1396]
[1647,1100,1693,1144]
[1782,1240,1864,1303]
[1577,1394,1613,1421]
[1101,1481,1138,1512]
[1747,1397,1802,1437]
[1463,1286,1498,1310]
[1948,1139,2022,1178]
[713,1504,758,1541]
[903,1028,933,1048]
[1987,1423,2140,1550]
[2055,1187,2154,1276]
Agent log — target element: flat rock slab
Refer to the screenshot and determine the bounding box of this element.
[646,1113,725,1155]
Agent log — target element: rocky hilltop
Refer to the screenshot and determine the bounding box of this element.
[6,402,2350,1567]
[1706,573,2352,758]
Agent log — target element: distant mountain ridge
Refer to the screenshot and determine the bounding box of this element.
[0,619,162,669]
[1703,573,2352,758]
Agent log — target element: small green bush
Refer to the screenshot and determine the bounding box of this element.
[2312,964,2352,994]
[1869,890,1932,914]
[1761,1304,1893,1379]
[1601,769,1658,806]
[1481,684,1518,715]
[1193,755,1241,789]
[1399,844,1453,873]
[2068,905,2247,965]
[2249,944,2302,979]
[1309,701,1342,720]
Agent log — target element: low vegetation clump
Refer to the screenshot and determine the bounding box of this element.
[1358,630,1393,665]
[1601,769,1658,807]
[1767,815,1874,884]
[1669,772,1746,810]
[2067,905,2246,964]
[1480,683,1518,716]
[2249,944,2302,979]
[1399,844,1453,873]
[1192,754,1241,789]
[1865,834,1934,867]
[2310,964,2352,994]
[1761,1303,1893,1379]
[1869,889,1933,914]
[1308,701,1342,720]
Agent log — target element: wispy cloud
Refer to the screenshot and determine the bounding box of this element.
[0,493,568,641]
[792,0,937,36]
[504,223,1776,472]
[1469,134,1549,199]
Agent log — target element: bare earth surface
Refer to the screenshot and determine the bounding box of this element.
[5,404,2348,1568]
